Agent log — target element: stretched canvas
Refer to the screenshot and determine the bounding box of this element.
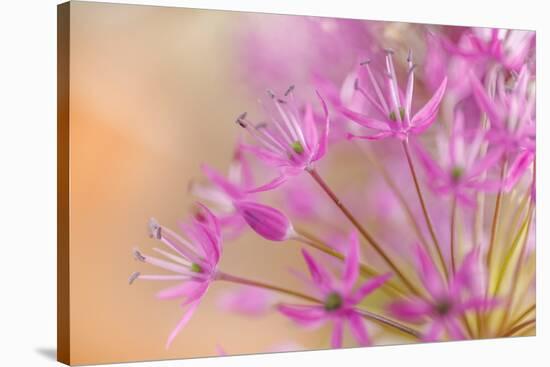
[57,1,536,365]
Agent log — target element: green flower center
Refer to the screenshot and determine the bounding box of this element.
[291,140,304,154]
[324,292,343,311]
[451,166,464,182]
[389,107,406,122]
[190,263,203,273]
[434,299,452,316]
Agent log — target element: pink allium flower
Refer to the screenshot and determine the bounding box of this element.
[471,67,535,190]
[130,204,222,348]
[191,143,253,240]
[340,49,447,141]
[278,232,391,348]
[236,16,375,93]
[413,111,504,206]
[201,163,296,242]
[236,86,329,192]
[218,286,274,316]
[443,28,535,72]
[389,245,497,341]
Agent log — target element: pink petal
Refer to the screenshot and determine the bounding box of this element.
[331,318,344,348]
[218,286,273,316]
[342,231,360,292]
[423,321,444,342]
[277,304,325,326]
[470,73,503,129]
[348,312,371,346]
[389,299,431,323]
[339,106,390,131]
[351,273,392,304]
[301,249,332,290]
[347,131,394,141]
[235,200,294,241]
[240,144,288,167]
[246,173,288,194]
[312,91,330,162]
[201,164,244,200]
[302,103,319,153]
[467,146,504,178]
[165,300,201,348]
[444,318,466,340]
[504,151,534,191]
[415,244,446,300]
[410,77,447,131]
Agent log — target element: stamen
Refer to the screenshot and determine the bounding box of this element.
[128,271,140,285]
[277,98,287,104]
[235,112,248,128]
[284,85,295,97]
[384,48,395,55]
[266,89,276,99]
[407,49,413,63]
[133,249,146,262]
[354,78,360,90]
[148,218,162,240]
[360,59,371,66]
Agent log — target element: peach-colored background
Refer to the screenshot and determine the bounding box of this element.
[68,2,363,364]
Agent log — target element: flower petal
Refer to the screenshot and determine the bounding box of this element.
[331,318,344,348]
[411,77,447,130]
[423,321,444,342]
[351,273,392,304]
[201,164,244,200]
[277,304,325,326]
[348,312,371,346]
[415,244,446,300]
[342,231,360,292]
[312,91,330,162]
[165,300,201,349]
[470,73,503,129]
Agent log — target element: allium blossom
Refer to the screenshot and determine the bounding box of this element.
[278,232,391,347]
[236,86,329,192]
[201,164,296,241]
[130,204,222,348]
[340,50,447,141]
[414,111,504,205]
[443,28,535,72]
[190,143,253,240]
[471,67,535,190]
[389,245,495,341]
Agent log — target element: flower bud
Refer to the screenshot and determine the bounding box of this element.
[235,201,295,241]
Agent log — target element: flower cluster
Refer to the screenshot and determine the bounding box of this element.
[130,20,536,352]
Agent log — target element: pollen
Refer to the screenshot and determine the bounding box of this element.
[191,263,203,273]
[324,292,343,311]
[451,166,464,181]
[389,107,406,121]
[291,141,305,154]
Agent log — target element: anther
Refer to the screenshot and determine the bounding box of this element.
[235,112,248,128]
[284,85,295,96]
[128,272,140,285]
[133,249,146,262]
[266,89,276,99]
[360,59,371,66]
[148,218,162,239]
